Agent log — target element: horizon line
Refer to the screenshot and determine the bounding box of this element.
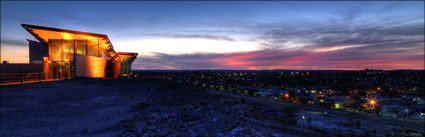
[134,69,425,71]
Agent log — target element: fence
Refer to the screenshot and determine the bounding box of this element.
[0,72,69,86]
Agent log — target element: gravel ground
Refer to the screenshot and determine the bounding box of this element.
[1,78,157,136]
[1,79,300,137]
[2,78,421,137]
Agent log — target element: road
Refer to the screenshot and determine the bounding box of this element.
[207,89,424,136]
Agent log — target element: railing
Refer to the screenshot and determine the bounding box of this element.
[0,72,70,86]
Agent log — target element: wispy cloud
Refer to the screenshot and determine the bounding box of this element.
[145,33,237,41]
[133,12,424,70]
[2,1,423,68]
[1,38,28,47]
[134,48,424,70]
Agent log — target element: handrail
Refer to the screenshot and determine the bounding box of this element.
[0,72,70,86]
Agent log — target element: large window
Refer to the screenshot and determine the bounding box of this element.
[87,39,99,57]
[62,40,74,61]
[48,39,102,62]
[48,40,62,61]
[75,40,87,55]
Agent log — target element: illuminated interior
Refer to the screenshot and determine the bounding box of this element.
[22,24,138,78]
[23,24,118,60]
[29,28,111,49]
[118,52,138,76]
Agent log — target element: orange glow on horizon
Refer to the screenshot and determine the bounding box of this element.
[3,26,424,69]
[208,54,255,67]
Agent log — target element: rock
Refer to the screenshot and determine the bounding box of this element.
[81,128,88,134]
[197,128,209,137]
[120,130,139,137]
[120,120,136,129]
[231,127,243,136]
[183,113,201,122]
[162,114,169,119]
[146,125,156,131]
[167,133,178,137]
[157,128,171,136]
[134,102,151,110]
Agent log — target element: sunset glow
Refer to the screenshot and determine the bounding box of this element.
[1,1,423,70]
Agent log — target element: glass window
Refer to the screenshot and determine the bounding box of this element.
[87,39,99,57]
[75,40,87,55]
[62,40,74,61]
[48,40,62,61]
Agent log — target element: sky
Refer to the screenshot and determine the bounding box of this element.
[1,1,424,70]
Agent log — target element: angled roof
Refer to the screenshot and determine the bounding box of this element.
[21,24,139,62]
[22,24,108,39]
[117,52,139,56]
[21,24,115,53]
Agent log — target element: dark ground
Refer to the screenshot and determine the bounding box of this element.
[1,79,152,136]
[1,79,423,137]
[1,79,300,137]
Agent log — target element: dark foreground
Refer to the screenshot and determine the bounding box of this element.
[1,79,423,137]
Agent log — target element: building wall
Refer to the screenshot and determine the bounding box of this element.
[105,59,121,79]
[29,40,48,64]
[75,54,107,78]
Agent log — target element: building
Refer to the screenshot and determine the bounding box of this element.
[21,24,138,79]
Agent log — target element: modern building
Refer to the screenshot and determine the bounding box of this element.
[21,24,138,79]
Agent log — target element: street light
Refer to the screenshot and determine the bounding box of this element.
[366,96,378,110]
[370,100,376,105]
[302,115,306,133]
[404,109,409,133]
[405,109,409,119]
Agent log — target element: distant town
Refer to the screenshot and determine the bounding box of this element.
[134,69,425,136]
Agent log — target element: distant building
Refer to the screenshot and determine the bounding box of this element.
[21,24,138,79]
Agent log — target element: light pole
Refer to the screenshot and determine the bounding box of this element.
[405,109,409,119]
[404,109,408,134]
[302,115,306,134]
[338,121,341,137]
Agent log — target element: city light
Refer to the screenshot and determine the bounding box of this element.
[370,100,375,105]
[335,103,341,109]
[366,96,379,110]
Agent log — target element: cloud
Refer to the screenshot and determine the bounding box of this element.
[133,48,424,70]
[1,38,28,47]
[134,52,223,70]
[140,46,424,70]
[257,21,423,49]
[133,10,424,70]
[248,9,424,65]
[146,33,237,41]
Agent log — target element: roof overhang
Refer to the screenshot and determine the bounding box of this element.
[21,24,116,53]
[117,52,138,56]
[117,52,138,64]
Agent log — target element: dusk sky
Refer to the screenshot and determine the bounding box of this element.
[1,1,424,70]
